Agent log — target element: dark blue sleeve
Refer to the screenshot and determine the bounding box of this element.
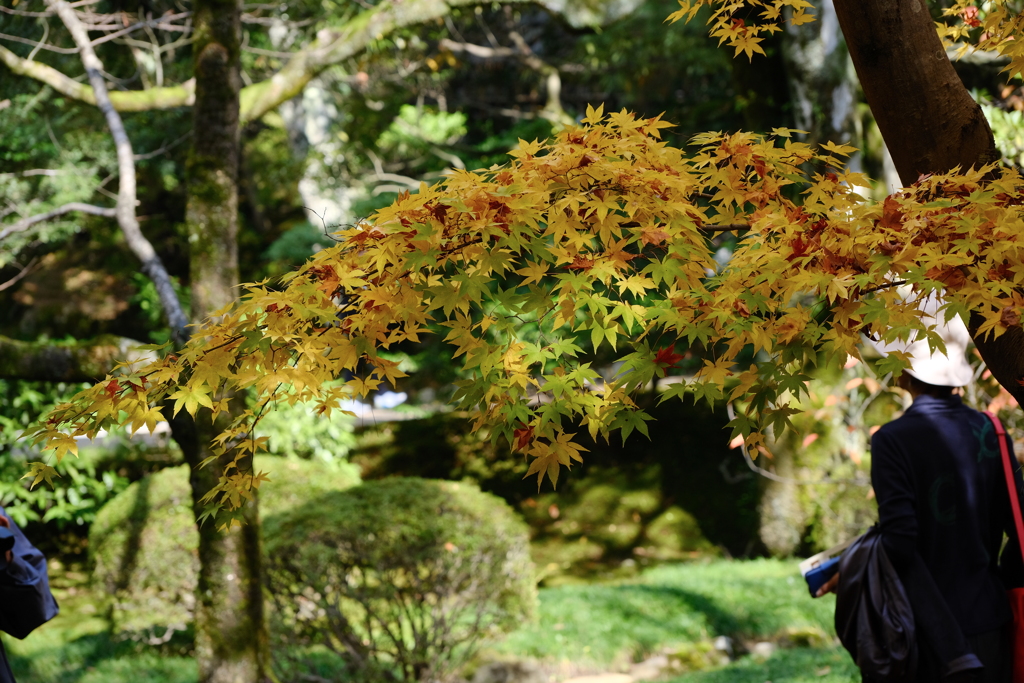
[871,429,917,573]
[0,507,59,639]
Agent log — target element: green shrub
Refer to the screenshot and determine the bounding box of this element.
[89,456,360,636]
[353,400,758,581]
[263,477,536,683]
[0,378,133,531]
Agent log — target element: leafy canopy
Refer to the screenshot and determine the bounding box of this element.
[26,1,1024,513]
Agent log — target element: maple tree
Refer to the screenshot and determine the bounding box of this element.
[25,0,1024,508]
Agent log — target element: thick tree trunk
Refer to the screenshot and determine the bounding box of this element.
[187,1,242,322]
[179,1,267,682]
[833,0,1024,406]
[833,0,998,185]
[170,405,265,683]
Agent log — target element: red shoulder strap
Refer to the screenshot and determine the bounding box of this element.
[984,411,1024,565]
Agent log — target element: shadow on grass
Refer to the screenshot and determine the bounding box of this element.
[6,630,196,683]
[495,560,836,666]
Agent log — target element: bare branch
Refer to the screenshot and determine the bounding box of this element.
[439,32,568,125]
[27,19,50,61]
[366,150,420,191]
[6,0,550,124]
[438,38,517,59]
[508,30,546,70]
[240,13,314,27]
[0,258,40,293]
[240,45,303,58]
[0,30,78,54]
[117,34,193,55]
[143,24,163,87]
[46,0,190,346]
[0,169,67,178]
[0,6,55,18]
[0,202,116,242]
[88,13,192,49]
[0,334,150,382]
[133,131,192,161]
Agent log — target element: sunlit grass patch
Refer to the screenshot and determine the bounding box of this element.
[491,558,838,669]
[668,644,857,683]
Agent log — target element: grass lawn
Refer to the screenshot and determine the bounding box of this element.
[491,558,843,664]
[4,558,857,682]
[2,562,195,683]
[668,645,858,683]
[484,558,858,681]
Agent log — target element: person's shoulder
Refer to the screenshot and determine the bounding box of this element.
[871,420,908,454]
[949,401,989,428]
[871,409,936,449]
[874,414,916,438]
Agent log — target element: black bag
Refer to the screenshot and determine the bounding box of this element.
[835,525,917,682]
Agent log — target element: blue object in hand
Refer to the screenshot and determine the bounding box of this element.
[804,556,840,597]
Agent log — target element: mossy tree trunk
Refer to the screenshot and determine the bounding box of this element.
[176,1,267,681]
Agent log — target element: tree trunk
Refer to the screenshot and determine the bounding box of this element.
[170,405,265,683]
[179,1,267,681]
[757,446,807,556]
[833,0,1024,406]
[833,0,998,185]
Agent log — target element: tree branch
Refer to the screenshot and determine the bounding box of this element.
[0,202,116,242]
[0,43,196,110]
[46,0,190,347]
[438,38,518,59]
[0,30,78,54]
[87,13,192,49]
[0,258,39,293]
[0,334,150,382]
[0,6,56,17]
[3,0,544,123]
[239,0,543,123]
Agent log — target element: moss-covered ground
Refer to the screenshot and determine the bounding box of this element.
[4,557,857,682]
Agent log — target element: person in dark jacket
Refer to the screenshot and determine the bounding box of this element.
[0,507,59,683]
[819,296,1024,682]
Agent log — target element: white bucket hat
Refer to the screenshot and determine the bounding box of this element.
[867,293,975,388]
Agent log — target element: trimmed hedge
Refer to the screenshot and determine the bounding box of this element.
[263,478,535,682]
[89,456,361,635]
